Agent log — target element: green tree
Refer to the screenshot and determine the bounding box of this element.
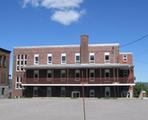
[134,83,148,97]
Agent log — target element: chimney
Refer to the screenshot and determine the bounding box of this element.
[80,35,89,64]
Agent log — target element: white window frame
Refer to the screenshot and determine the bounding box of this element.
[89,69,95,81]
[104,52,110,63]
[34,54,39,65]
[16,54,27,72]
[105,69,110,78]
[75,53,80,63]
[34,70,39,80]
[89,53,95,63]
[75,70,80,81]
[15,77,22,89]
[122,54,128,62]
[61,53,66,64]
[47,54,52,64]
[47,70,52,80]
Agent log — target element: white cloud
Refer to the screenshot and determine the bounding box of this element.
[51,10,84,25]
[22,0,85,25]
[41,0,83,9]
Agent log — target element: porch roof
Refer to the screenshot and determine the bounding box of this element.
[24,63,132,69]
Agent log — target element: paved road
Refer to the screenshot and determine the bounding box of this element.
[0,98,147,120]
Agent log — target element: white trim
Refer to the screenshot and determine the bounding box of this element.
[34,54,39,65]
[22,83,135,87]
[75,53,80,63]
[120,52,132,54]
[61,53,66,64]
[24,63,132,69]
[47,53,52,64]
[14,43,119,49]
[89,53,95,63]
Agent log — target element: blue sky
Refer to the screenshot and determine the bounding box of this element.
[0,0,148,82]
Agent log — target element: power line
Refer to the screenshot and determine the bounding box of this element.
[121,34,148,48]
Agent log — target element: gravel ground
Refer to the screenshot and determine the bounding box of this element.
[0,98,148,120]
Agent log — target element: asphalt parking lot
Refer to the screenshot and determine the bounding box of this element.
[0,98,147,120]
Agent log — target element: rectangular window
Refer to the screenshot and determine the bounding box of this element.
[61,70,66,78]
[105,69,110,77]
[34,54,39,65]
[47,70,52,78]
[47,54,52,64]
[123,54,128,62]
[34,70,39,78]
[89,70,95,81]
[75,70,80,81]
[104,52,110,63]
[123,70,128,77]
[16,54,27,71]
[75,53,80,63]
[15,77,22,89]
[61,53,66,64]
[89,53,95,63]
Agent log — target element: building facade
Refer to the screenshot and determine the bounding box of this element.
[0,48,11,98]
[12,35,135,98]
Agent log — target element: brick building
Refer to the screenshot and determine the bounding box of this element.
[12,35,135,98]
[0,48,11,98]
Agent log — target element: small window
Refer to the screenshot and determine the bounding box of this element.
[25,55,27,59]
[104,52,110,63]
[75,70,80,80]
[61,53,66,64]
[123,54,128,62]
[47,70,52,78]
[34,70,39,78]
[3,56,6,67]
[15,77,22,89]
[21,55,24,59]
[105,69,110,77]
[89,70,95,81]
[89,53,95,63]
[47,54,52,64]
[17,55,20,60]
[75,53,80,63]
[34,54,39,65]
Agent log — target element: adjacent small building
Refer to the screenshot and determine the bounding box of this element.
[0,48,11,98]
[12,35,135,98]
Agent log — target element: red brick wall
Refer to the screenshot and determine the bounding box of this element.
[0,50,10,86]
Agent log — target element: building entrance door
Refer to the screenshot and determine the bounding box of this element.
[89,89,95,97]
[71,91,80,98]
[47,87,52,97]
[33,87,38,97]
[105,87,110,97]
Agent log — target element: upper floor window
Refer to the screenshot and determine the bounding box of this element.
[105,69,110,77]
[16,54,27,71]
[34,54,39,65]
[47,54,52,64]
[47,70,52,78]
[61,53,66,64]
[89,53,95,63]
[122,54,128,62]
[75,53,80,63]
[89,70,95,81]
[34,70,39,78]
[104,52,110,63]
[123,70,128,77]
[75,70,80,81]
